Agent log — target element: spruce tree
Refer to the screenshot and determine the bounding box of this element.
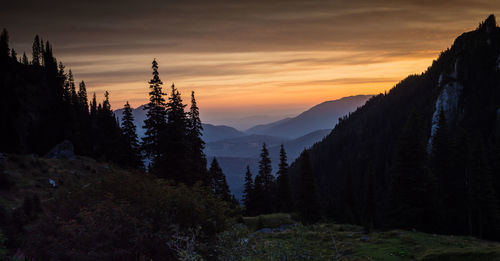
[120,101,144,169]
[32,35,41,66]
[276,144,293,212]
[187,91,208,185]
[90,93,98,117]
[10,48,16,61]
[78,81,89,113]
[0,28,9,58]
[68,70,79,107]
[431,111,463,232]
[159,83,189,182]
[296,149,320,224]
[21,52,28,65]
[254,143,275,214]
[243,165,255,215]
[209,158,232,202]
[142,59,167,167]
[389,111,437,231]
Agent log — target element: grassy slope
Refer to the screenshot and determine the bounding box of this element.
[243,215,500,261]
[0,154,116,210]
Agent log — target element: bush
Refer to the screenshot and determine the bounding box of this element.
[24,170,235,260]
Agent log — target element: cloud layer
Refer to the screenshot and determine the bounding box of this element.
[2,0,499,124]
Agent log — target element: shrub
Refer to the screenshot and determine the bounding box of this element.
[24,170,235,260]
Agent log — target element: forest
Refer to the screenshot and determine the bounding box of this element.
[2,14,500,260]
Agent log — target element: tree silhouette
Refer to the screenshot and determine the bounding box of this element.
[187,91,208,185]
[142,59,167,168]
[243,165,255,215]
[276,144,292,212]
[209,158,232,202]
[0,29,9,58]
[31,35,41,66]
[254,143,275,214]
[389,111,437,231]
[295,150,320,224]
[120,101,144,169]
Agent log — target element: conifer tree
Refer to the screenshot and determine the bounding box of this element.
[431,111,463,232]
[187,91,208,185]
[159,83,190,182]
[21,52,28,65]
[120,101,144,169]
[296,149,320,224]
[10,48,17,61]
[32,35,41,66]
[209,158,232,202]
[276,144,293,212]
[142,59,166,166]
[243,165,255,215]
[389,111,437,231]
[254,143,275,213]
[90,93,98,117]
[78,81,89,113]
[0,28,9,58]
[68,70,79,107]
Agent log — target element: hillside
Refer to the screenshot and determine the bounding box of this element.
[289,15,500,238]
[223,215,500,261]
[246,95,372,138]
[0,154,235,259]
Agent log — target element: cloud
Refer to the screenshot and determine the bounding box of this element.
[1,0,500,120]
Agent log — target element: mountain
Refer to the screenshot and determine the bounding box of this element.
[201,123,246,142]
[246,95,372,138]
[205,134,290,158]
[206,129,331,199]
[289,15,500,238]
[114,106,245,143]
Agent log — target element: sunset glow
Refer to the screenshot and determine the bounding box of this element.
[2,0,499,124]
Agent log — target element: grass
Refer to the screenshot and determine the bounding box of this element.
[0,154,111,211]
[243,213,294,231]
[231,218,500,260]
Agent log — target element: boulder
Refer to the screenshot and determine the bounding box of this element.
[45,140,75,160]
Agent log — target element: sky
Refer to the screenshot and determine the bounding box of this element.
[2,0,500,127]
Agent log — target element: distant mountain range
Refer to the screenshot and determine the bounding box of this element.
[246,95,373,138]
[114,95,370,198]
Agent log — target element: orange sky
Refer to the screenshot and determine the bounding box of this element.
[2,0,500,126]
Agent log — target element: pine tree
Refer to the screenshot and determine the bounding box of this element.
[467,134,500,239]
[21,52,28,65]
[0,28,9,58]
[32,35,41,66]
[276,144,292,212]
[209,158,232,202]
[431,110,463,232]
[187,91,208,185]
[296,149,320,224]
[158,83,190,182]
[142,59,167,166]
[90,93,98,117]
[78,81,89,113]
[243,165,255,215]
[10,48,17,61]
[120,101,144,169]
[254,143,275,214]
[389,111,437,231]
[68,70,79,107]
